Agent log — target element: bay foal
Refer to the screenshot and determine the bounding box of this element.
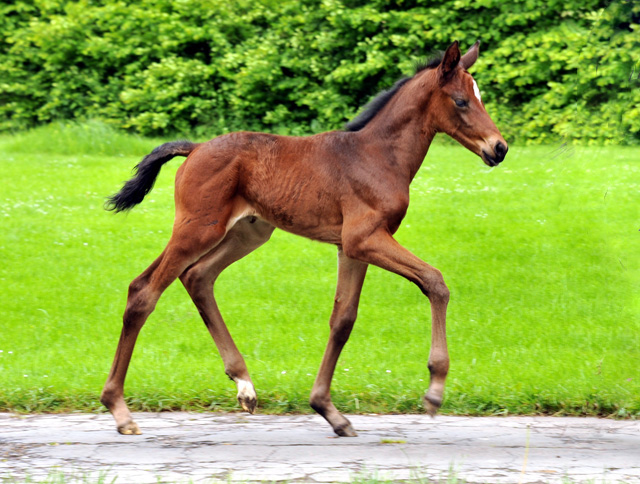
[101,41,508,436]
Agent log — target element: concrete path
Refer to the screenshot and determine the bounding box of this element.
[1,413,638,483]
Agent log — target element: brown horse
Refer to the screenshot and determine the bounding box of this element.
[101,40,507,436]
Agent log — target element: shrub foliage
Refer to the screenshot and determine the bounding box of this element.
[1,0,639,143]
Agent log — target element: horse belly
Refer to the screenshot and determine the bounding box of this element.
[243,166,344,244]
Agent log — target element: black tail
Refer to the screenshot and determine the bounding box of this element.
[105,140,198,213]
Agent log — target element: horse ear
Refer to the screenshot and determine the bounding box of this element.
[460,40,480,70]
[439,40,461,82]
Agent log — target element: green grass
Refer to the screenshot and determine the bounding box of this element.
[0,122,638,416]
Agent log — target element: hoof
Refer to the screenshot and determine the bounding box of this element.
[236,379,257,414]
[117,420,142,435]
[423,394,442,417]
[238,394,257,414]
[334,422,358,437]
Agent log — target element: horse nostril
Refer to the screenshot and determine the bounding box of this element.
[495,141,507,161]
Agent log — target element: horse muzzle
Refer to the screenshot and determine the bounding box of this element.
[482,141,508,167]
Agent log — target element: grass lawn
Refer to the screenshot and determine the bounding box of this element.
[0,122,638,416]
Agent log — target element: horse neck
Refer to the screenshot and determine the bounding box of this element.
[357,78,437,183]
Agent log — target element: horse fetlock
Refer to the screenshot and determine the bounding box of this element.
[99,388,111,405]
[99,384,122,410]
[427,357,450,378]
[309,384,330,405]
[99,392,114,410]
[309,394,331,416]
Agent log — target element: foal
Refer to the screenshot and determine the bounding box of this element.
[101,41,507,436]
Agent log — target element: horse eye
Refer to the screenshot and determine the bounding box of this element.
[455,99,468,108]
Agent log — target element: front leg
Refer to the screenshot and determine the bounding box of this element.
[343,226,450,416]
[310,249,368,436]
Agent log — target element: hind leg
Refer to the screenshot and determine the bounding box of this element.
[180,217,275,413]
[101,218,231,435]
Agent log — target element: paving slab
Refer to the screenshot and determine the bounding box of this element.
[1,413,638,483]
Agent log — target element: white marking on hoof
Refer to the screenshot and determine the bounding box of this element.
[472,79,482,103]
[236,379,257,413]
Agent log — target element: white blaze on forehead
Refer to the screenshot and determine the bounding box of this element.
[472,79,482,103]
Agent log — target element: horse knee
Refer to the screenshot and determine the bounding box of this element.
[431,279,450,304]
[419,270,449,304]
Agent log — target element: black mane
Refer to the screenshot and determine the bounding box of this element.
[344,53,443,132]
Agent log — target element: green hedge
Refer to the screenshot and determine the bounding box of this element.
[1,0,639,143]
